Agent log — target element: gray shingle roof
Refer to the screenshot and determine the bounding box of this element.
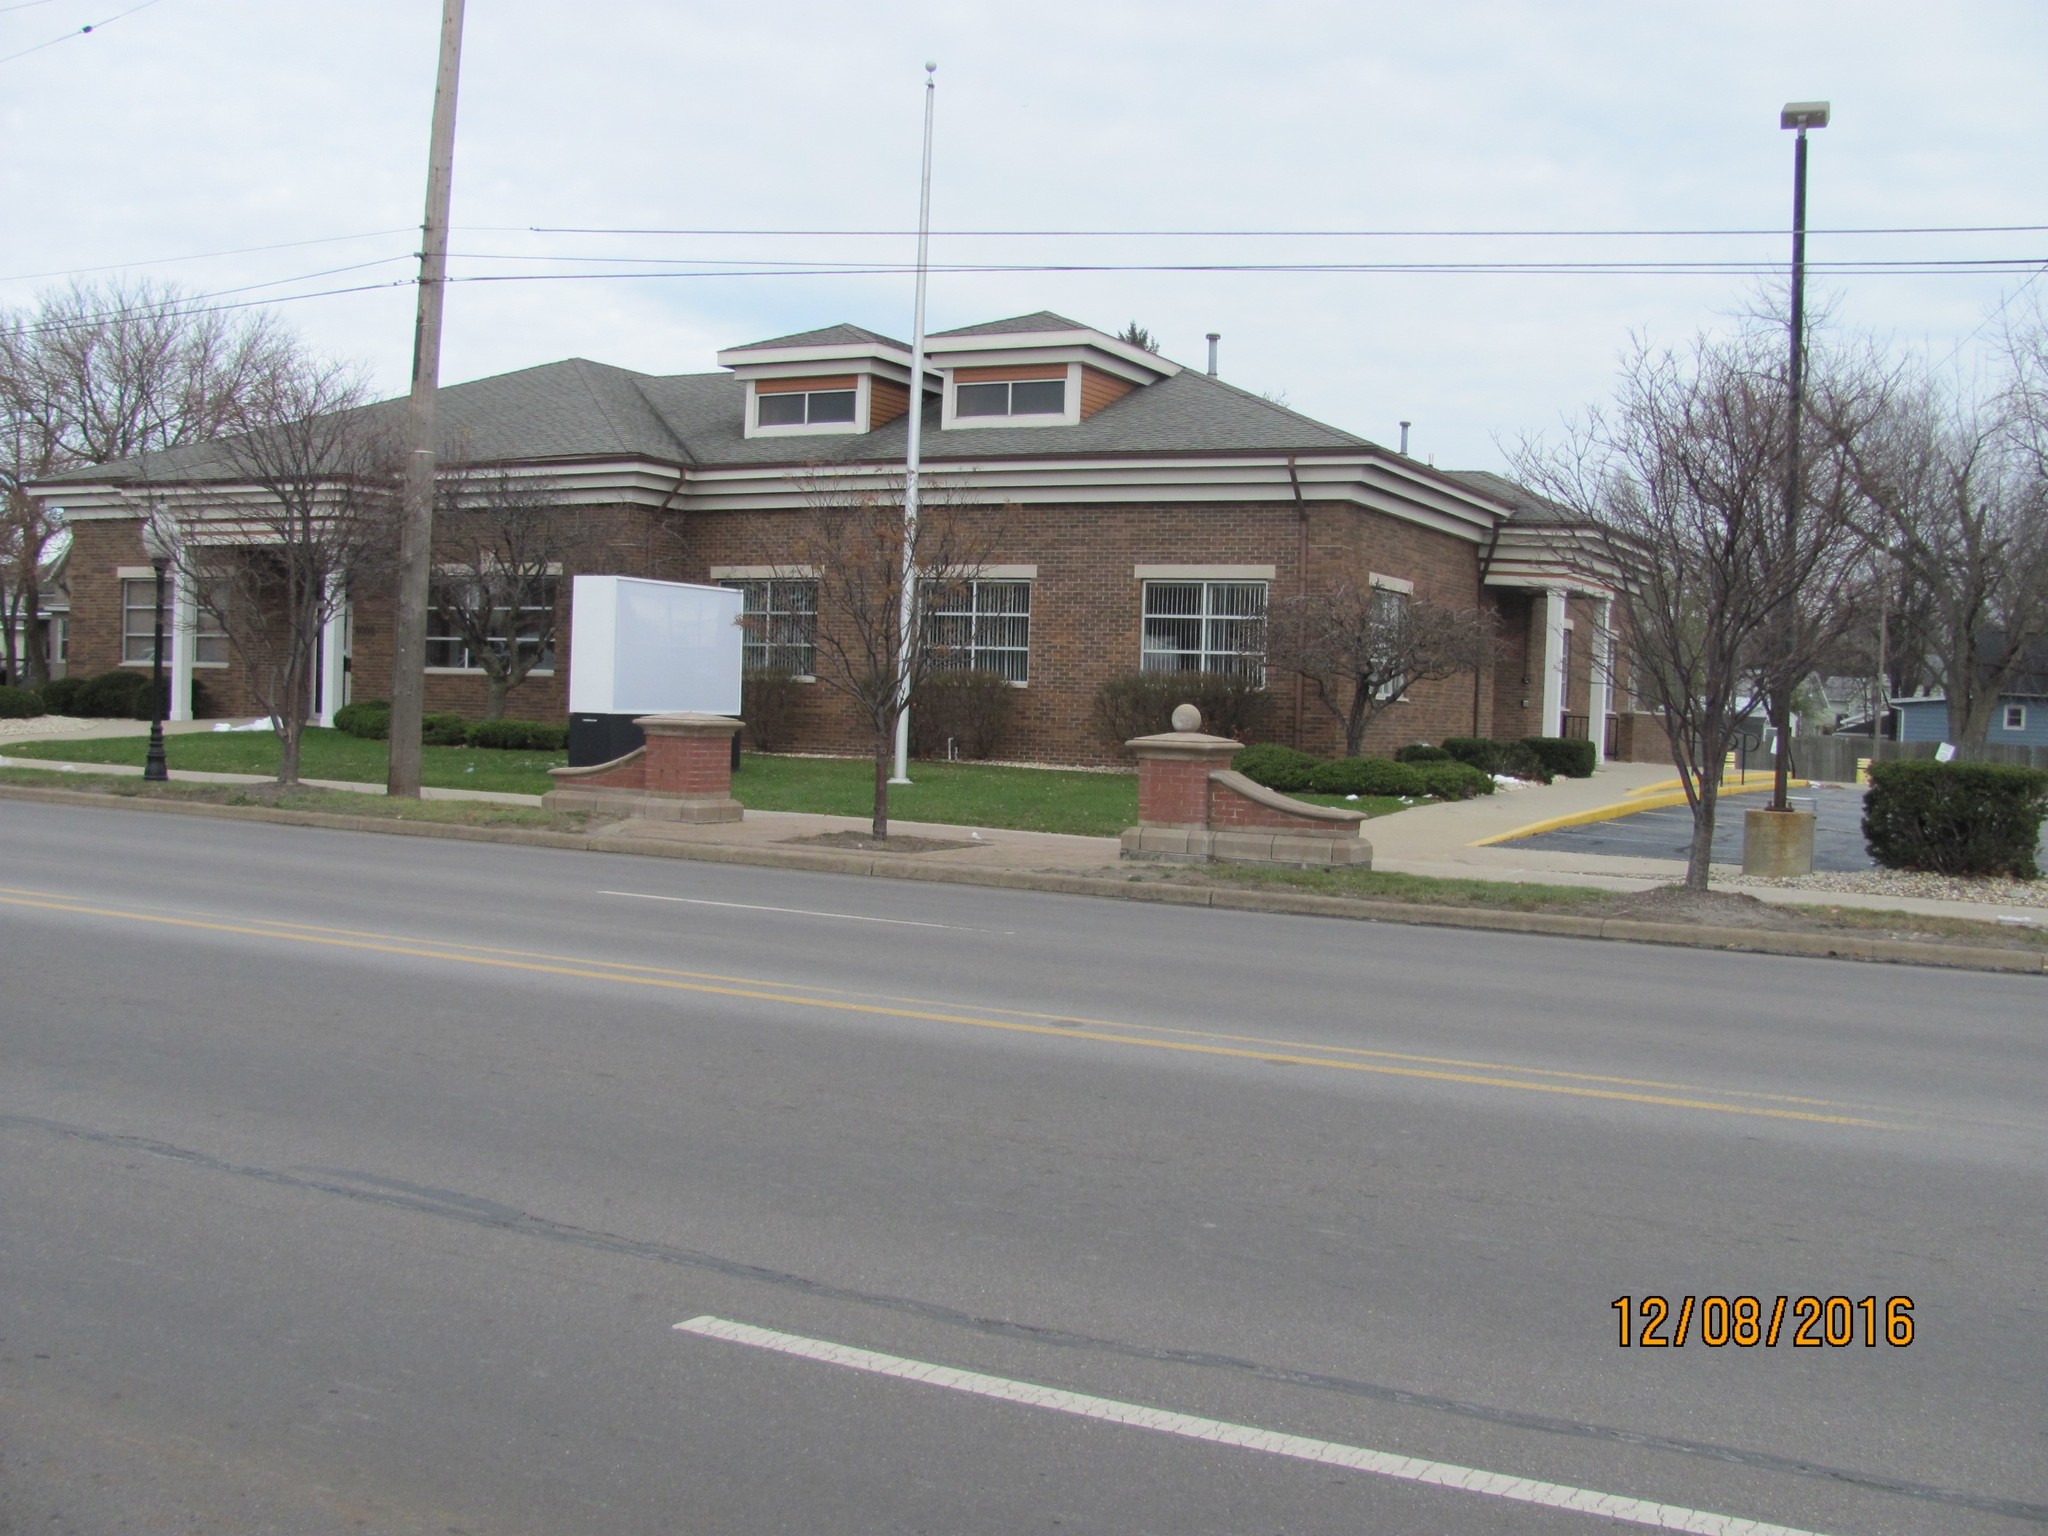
[729,322,910,352]
[929,311,1087,338]
[1443,469,1578,524]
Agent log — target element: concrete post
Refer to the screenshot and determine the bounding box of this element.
[1587,595,1613,765]
[316,579,348,727]
[167,563,195,722]
[1540,589,1567,738]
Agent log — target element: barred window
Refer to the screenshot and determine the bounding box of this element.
[1140,580,1265,682]
[425,577,558,671]
[1371,584,1409,698]
[723,578,817,676]
[923,578,1030,683]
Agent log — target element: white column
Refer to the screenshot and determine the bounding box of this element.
[316,579,348,728]
[1539,588,1567,738]
[1587,596,1613,765]
[167,564,195,722]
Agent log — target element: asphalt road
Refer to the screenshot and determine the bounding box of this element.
[2,798,2043,1536]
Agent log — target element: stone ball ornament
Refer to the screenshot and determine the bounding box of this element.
[1170,703,1202,733]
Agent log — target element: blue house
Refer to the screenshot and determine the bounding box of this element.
[1893,693,2048,749]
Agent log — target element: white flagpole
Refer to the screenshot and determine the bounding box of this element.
[891,61,937,785]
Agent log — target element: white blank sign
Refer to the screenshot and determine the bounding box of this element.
[567,575,743,716]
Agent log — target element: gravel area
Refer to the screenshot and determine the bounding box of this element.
[1723,866,2048,910]
[0,715,95,737]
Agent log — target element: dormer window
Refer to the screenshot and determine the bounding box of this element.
[757,387,856,427]
[956,378,1066,418]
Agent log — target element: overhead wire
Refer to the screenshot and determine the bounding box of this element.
[0,0,165,67]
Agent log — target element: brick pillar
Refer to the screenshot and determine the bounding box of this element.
[640,713,742,796]
[1128,714,1241,828]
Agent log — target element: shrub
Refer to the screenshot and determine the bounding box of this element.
[421,712,470,747]
[467,718,568,751]
[0,684,45,719]
[1308,756,1426,798]
[1864,760,2048,879]
[1415,762,1495,800]
[1521,735,1596,779]
[1498,740,1553,784]
[1394,742,1453,763]
[1232,741,1322,792]
[910,668,1017,760]
[1441,736,1502,774]
[36,676,86,714]
[75,669,150,719]
[334,700,391,740]
[1092,670,1270,751]
[740,669,805,753]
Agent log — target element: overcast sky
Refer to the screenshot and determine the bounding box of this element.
[4,0,2043,471]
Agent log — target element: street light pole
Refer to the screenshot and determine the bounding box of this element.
[1773,100,1828,812]
[140,510,173,783]
[891,61,937,787]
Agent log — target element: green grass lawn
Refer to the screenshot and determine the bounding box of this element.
[0,731,1430,839]
[2,728,564,795]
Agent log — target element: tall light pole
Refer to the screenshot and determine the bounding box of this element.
[139,508,173,782]
[891,61,937,786]
[1772,99,1828,812]
[387,0,467,798]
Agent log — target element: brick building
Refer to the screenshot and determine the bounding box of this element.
[34,312,1630,764]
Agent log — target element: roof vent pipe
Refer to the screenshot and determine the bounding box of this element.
[1399,420,1411,455]
[1205,332,1220,376]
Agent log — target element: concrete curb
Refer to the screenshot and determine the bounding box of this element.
[3,781,2041,977]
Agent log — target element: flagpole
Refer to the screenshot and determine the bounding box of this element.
[891,61,936,785]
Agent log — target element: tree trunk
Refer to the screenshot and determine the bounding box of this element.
[484,669,510,720]
[871,728,891,840]
[1685,778,1719,891]
[277,717,302,787]
[1344,691,1369,757]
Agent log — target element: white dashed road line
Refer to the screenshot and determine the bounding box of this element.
[600,890,1011,933]
[675,1315,1836,1536]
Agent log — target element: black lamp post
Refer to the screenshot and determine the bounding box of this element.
[1773,99,1829,812]
[140,511,173,782]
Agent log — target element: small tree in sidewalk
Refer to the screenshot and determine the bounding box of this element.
[777,470,999,838]
[148,360,400,785]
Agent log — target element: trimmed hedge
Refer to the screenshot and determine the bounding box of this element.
[1231,742,1320,792]
[1521,735,1597,779]
[1093,670,1269,751]
[1864,760,2048,879]
[910,668,1017,760]
[35,675,87,714]
[1394,742,1453,763]
[334,700,390,740]
[1442,736,1553,784]
[0,684,45,719]
[74,669,152,719]
[466,718,568,751]
[1308,757,1425,797]
[1414,762,1494,800]
[740,670,804,753]
[421,712,470,747]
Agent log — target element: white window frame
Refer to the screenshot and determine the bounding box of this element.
[2005,704,2028,732]
[1139,577,1267,684]
[744,378,869,439]
[942,364,1083,430]
[424,573,560,675]
[721,576,818,678]
[121,575,227,668]
[1368,576,1413,700]
[922,576,1032,684]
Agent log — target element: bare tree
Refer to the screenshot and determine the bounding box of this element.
[153,361,400,785]
[1,279,302,685]
[1266,584,1495,756]
[1851,375,2048,750]
[430,461,586,718]
[778,470,998,838]
[1518,332,1796,890]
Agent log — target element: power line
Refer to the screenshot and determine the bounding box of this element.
[527,222,2048,241]
[0,0,165,67]
[0,229,413,285]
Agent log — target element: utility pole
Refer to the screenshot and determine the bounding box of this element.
[1772,100,1828,811]
[890,61,937,786]
[387,0,467,798]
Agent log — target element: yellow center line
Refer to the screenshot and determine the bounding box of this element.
[0,886,1899,1129]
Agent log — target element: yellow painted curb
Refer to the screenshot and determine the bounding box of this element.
[1473,778,1809,847]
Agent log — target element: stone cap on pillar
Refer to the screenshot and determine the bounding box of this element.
[1125,702,1242,762]
[633,713,743,739]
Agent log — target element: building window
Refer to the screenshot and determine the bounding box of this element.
[955,378,1066,418]
[2006,704,2028,732]
[121,578,160,663]
[723,578,817,676]
[1140,579,1266,682]
[924,578,1031,683]
[425,577,558,671]
[1371,584,1410,699]
[756,389,856,428]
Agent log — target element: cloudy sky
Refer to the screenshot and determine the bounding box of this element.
[3,0,2042,471]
